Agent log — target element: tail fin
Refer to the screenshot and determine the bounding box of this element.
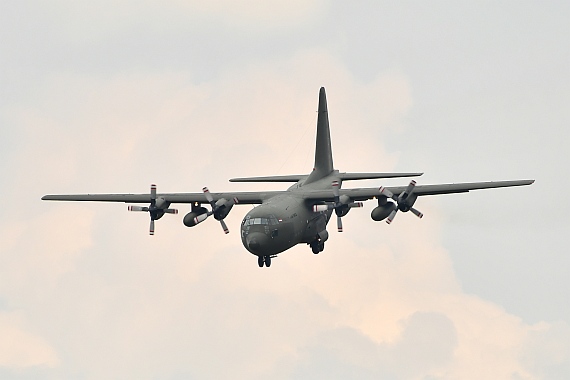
[305,87,334,184]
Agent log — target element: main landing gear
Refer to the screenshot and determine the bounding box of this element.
[257,255,272,267]
[310,240,325,254]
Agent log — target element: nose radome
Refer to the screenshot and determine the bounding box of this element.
[246,232,269,254]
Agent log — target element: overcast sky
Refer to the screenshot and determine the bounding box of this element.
[1,1,569,379]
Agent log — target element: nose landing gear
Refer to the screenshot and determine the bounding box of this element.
[257,255,272,267]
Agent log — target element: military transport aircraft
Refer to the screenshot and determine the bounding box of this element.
[42,87,534,267]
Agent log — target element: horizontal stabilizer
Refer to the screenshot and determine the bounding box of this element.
[229,175,307,183]
[229,172,422,182]
[339,172,423,181]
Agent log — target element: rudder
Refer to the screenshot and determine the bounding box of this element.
[305,87,334,184]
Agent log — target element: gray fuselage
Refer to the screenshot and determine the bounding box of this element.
[240,176,335,257]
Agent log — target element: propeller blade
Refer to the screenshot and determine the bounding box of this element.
[379,186,394,199]
[348,202,363,208]
[410,207,423,219]
[219,219,229,234]
[337,215,343,232]
[150,184,157,200]
[403,180,416,197]
[128,205,148,212]
[163,208,178,214]
[332,180,340,202]
[202,187,214,205]
[149,219,155,235]
[386,209,398,224]
[313,204,331,212]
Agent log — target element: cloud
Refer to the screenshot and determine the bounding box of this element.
[290,312,457,379]
[521,321,570,379]
[0,312,58,369]
[2,0,325,45]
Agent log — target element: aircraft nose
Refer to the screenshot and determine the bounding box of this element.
[246,232,270,255]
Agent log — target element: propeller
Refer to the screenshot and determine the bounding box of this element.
[194,187,239,234]
[127,184,178,235]
[312,180,363,232]
[379,180,423,224]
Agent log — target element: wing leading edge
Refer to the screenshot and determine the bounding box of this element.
[41,190,286,205]
[301,179,535,202]
[42,180,534,205]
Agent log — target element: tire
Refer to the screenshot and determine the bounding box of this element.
[311,242,320,254]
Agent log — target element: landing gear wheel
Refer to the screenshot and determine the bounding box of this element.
[311,242,320,254]
[264,256,272,267]
[310,240,325,254]
[257,256,264,267]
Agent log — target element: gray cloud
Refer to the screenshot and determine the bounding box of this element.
[289,312,457,379]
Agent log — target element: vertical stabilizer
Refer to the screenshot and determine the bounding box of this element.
[305,87,334,184]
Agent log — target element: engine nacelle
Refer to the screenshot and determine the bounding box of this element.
[153,210,165,220]
[213,198,235,220]
[336,205,350,217]
[155,196,169,209]
[183,207,208,227]
[371,202,397,221]
[398,194,418,212]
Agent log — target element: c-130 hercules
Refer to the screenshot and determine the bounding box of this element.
[43,87,534,267]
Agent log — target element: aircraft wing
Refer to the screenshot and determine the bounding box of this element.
[42,190,287,205]
[302,180,535,202]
